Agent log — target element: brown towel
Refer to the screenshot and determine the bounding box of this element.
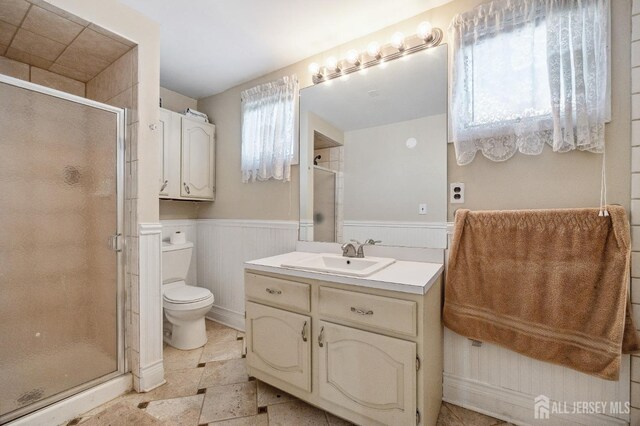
[443,206,640,380]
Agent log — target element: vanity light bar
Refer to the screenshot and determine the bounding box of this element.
[309,22,443,85]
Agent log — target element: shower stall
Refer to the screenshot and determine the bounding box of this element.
[0,75,125,424]
[313,166,337,242]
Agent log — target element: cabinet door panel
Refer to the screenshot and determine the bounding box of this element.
[159,108,182,198]
[181,117,215,199]
[246,302,311,392]
[318,321,416,425]
[158,109,170,196]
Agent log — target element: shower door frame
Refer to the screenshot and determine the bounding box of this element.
[0,74,126,424]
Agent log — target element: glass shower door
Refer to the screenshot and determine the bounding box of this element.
[313,167,336,242]
[0,77,124,423]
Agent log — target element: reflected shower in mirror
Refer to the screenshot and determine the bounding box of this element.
[299,44,448,248]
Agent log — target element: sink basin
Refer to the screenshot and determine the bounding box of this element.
[281,253,396,277]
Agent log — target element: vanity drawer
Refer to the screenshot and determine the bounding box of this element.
[245,273,311,312]
[319,287,417,336]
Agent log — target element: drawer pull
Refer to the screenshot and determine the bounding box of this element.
[265,288,282,295]
[301,321,308,342]
[351,306,373,316]
[318,326,325,347]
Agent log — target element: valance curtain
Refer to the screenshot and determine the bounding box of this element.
[450,0,609,165]
[241,75,298,182]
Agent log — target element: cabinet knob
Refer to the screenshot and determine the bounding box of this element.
[318,326,324,347]
[160,180,168,192]
[183,182,191,194]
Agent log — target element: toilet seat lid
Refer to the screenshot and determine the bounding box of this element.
[164,286,212,304]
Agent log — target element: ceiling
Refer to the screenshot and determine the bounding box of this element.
[300,45,447,132]
[120,0,453,99]
[0,0,135,82]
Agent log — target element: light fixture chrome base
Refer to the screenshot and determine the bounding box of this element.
[312,28,444,85]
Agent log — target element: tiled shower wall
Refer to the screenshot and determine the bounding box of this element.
[632,2,640,424]
[85,47,142,388]
[0,56,85,96]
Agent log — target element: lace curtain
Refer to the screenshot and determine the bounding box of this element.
[241,75,298,182]
[450,0,609,165]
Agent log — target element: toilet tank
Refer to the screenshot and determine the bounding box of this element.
[162,242,193,283]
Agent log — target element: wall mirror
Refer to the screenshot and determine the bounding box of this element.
[299,44,448,248]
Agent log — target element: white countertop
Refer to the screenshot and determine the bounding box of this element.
[244,251,444,295]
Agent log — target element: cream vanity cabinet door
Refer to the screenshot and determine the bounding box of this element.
[181,117,215,199]
[246,301,311,392]
[158,108,181,198]
[318,321,416,425]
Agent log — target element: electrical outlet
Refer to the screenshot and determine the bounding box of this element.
[450,183,465,204]
[418,203,427,215]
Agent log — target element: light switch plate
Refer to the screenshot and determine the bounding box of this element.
[450,183,465,204]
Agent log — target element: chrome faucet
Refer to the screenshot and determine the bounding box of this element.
[341,239,382,258]
[341,242,357,258]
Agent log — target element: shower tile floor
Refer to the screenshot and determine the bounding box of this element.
[69,320,511,426]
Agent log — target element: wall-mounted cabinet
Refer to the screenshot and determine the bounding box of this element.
[159,108,215,201]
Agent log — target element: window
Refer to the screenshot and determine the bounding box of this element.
[450,0,610,165]
[241,75,298,182]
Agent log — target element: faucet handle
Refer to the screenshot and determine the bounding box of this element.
[364,239,382,245]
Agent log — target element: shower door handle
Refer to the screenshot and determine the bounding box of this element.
[109,233,122,252]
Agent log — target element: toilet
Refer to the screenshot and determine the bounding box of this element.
[162,241,214,350]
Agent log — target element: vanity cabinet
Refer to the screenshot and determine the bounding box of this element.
[158,107,215,201]
[244,269,443,426]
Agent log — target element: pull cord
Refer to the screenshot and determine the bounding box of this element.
[599,147,609,217]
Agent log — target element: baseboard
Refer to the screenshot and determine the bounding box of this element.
[135,360,165,392]
[6,374,132,426]
[206,304,245,331]
[443,373,628,426]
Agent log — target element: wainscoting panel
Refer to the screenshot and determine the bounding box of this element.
[196,220,298,330]
[443,329,630,425]
[137,223,165,392]
[343,221,448,249]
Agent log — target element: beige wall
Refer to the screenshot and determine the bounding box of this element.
[192,0,629,223]
[160,86,197,113]
[197,87,300,220]
[0,56,85,96]
[343,115,447,223]
[49,0,160,223]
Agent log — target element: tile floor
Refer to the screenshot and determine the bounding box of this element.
[67,320,510,425]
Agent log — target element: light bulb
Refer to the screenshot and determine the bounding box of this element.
[346,49,360,66]
[391,32,405,50]
[308,62,321,76]
[417,21,433,40]
[367,41,381,59]
[325,56,339,72]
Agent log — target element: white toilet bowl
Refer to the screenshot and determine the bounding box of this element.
[163,282,214,350]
